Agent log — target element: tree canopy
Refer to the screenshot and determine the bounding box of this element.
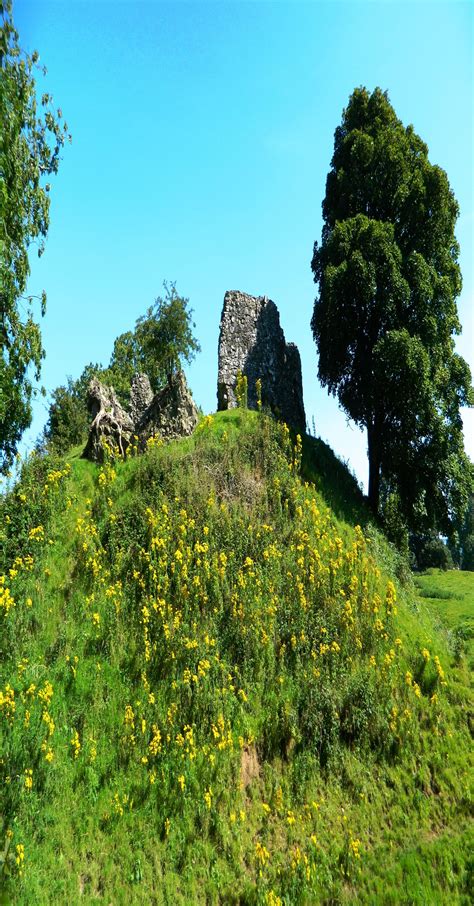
[106,282,200,400]
[42,363,101,454]
[311,87,472,538]
[0,0,69,472]
[134,281,201,388]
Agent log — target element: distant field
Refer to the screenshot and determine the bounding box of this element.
[414,569,474,668]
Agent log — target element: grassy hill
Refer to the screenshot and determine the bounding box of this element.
[1,410,472,905]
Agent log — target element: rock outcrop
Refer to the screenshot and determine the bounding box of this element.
[217,290,306,431]
[82,377,134,462]
[83,370,199,462]
[137,370,200,443]
[129,373,154,425]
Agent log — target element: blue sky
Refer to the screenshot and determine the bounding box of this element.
[16,0,473,487]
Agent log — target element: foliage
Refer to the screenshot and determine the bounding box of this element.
[106,282,200,402]
[103,330,140,404]
[456,491,474,571]
[0,411,472,903]
[43,363,103,453]
[235,370,248,408]
[134,281,200,387]
[0,0,69,471]
[414,535,454,572]
[461,533,474,572]
[380,489,410,560]
[311,86,473,539]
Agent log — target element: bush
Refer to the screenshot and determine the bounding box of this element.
[416,537,454,572]
[44,363,102,453]
[461,534,474,571]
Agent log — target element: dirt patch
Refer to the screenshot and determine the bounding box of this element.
[79,873,91,895]
[240,744,260,788]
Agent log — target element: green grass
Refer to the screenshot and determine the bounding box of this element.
[1,411,472,904]
[414,569,474,670]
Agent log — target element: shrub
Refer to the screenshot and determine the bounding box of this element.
[417,537,454,572]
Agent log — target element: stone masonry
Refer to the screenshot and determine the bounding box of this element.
[217,290,306,431]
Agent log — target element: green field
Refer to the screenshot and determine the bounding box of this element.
[414,569,474,669]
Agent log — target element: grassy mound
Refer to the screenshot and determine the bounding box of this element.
[1,411,472,904]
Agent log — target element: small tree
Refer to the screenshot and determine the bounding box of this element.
[415,535,454,572]
[135,282,200,389]
[311,87,472,539]
[104,283,200,403]
[44,363,103,452]
[105,331,141,404]
[0,1,69,471]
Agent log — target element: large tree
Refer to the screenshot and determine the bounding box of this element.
[311,87,472,536]
[0,0,69,471]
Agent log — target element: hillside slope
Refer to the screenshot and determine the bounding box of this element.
[1,411,472,905]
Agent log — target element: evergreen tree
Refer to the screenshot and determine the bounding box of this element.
[311,87,472,538]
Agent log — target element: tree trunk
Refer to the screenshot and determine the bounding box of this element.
[367,422,381,516]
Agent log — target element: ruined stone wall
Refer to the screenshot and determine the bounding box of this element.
[217,290,306,431]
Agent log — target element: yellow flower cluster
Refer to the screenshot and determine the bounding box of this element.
[291,845,312,880]
[37,681,54,707]
[98,462,117,488]
[434,655,447,686]
[265,893,282,906]
[255,840,270,868]
[197,414,214,431]
[15,842,25,871]
[146,434,164,451]
[0,577,15,614]
[28,524,45,542]
[70,730,81,759]
[350,837,361,859]
[42,463,71,495]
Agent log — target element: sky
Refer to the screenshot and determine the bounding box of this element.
[15,0,474,489]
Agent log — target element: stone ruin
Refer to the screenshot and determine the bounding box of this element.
[217,290,306,431]
[83,288,306,461]
[129,372,154,425]
[83,370,199,462]
[136,371,200,443]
